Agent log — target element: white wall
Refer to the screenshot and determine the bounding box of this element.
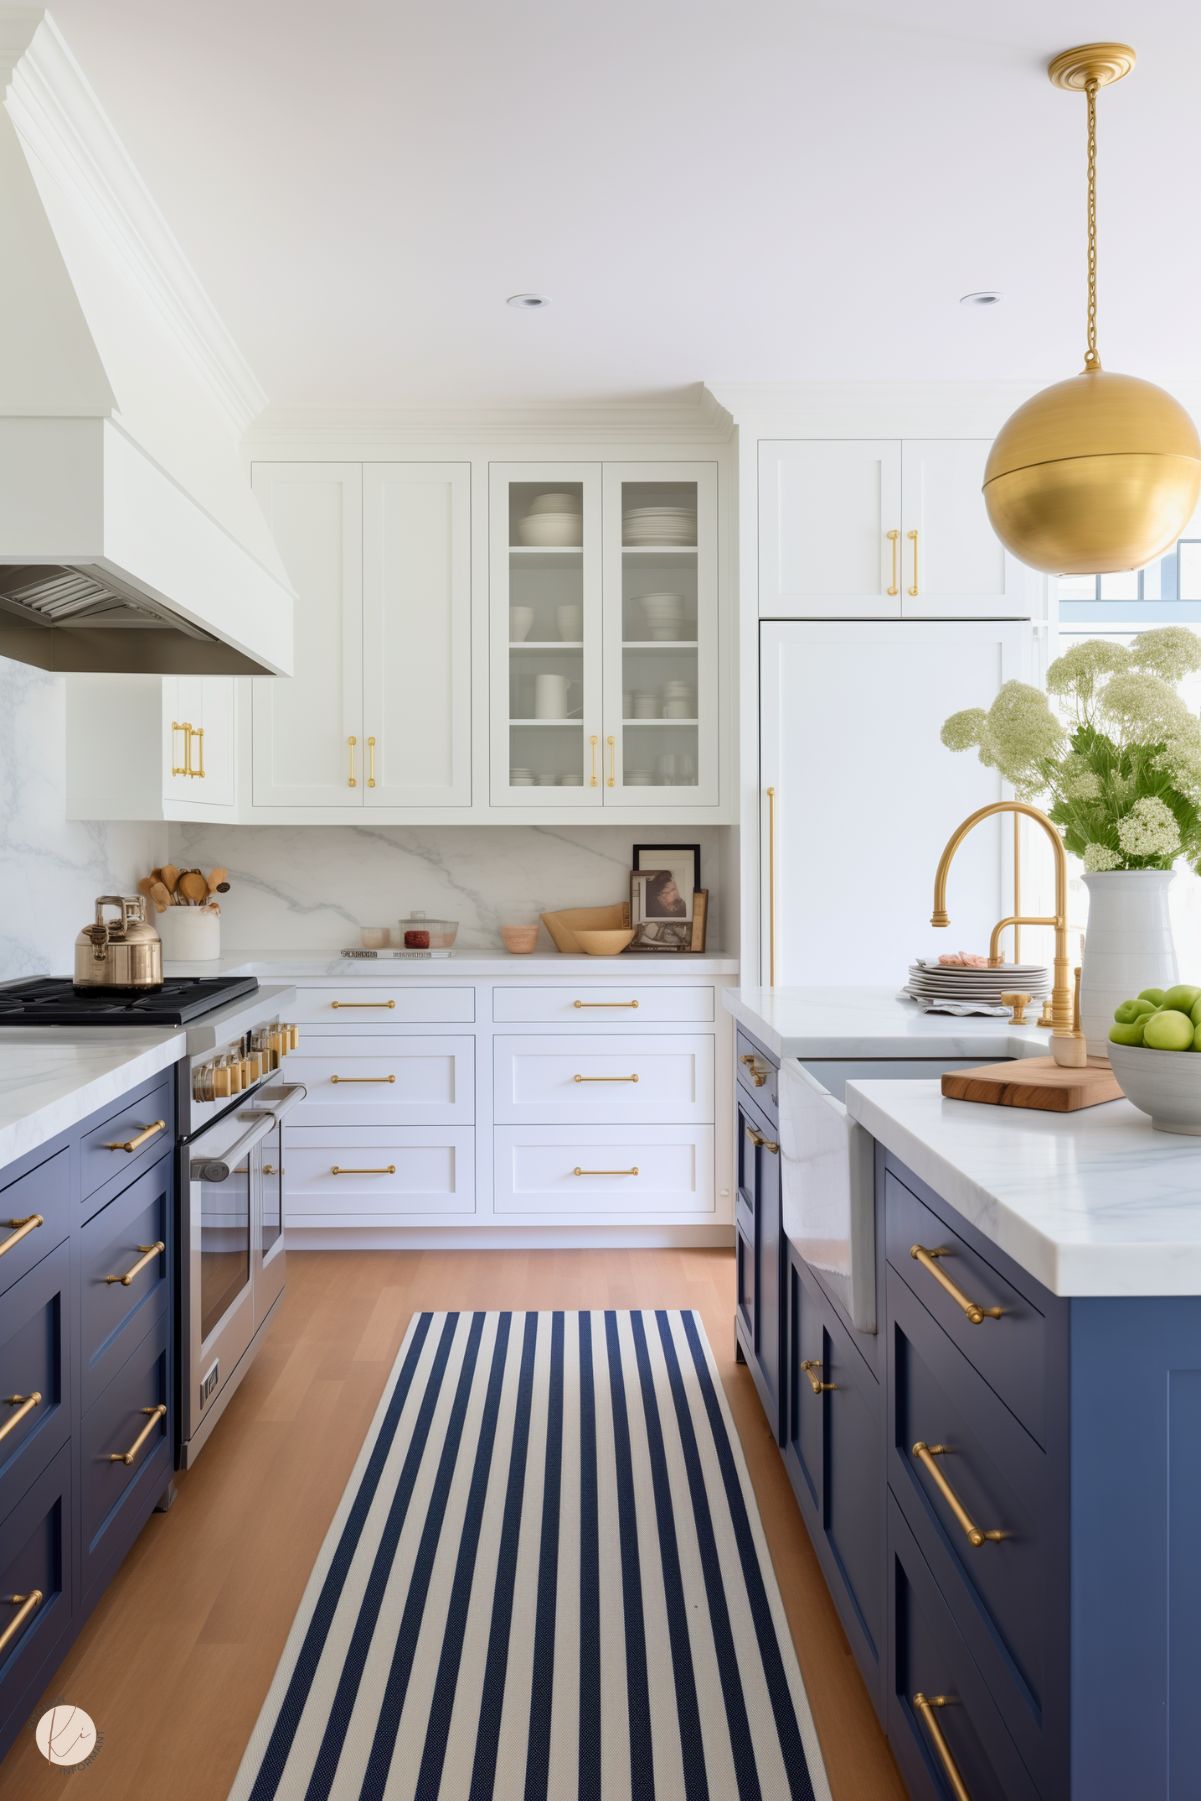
[0,658,165,977]
[167,822,732,953]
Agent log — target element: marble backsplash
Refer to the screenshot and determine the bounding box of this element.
[167,822,730,952]
[0,660,166,978]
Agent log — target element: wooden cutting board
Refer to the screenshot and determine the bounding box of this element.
[942,1056,1124,1112]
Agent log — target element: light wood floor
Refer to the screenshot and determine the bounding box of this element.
[1,1251,905,1800]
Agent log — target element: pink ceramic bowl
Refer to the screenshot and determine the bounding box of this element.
[500,924,540,955]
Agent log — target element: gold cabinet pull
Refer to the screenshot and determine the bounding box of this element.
[0,1214,43,1259]
[740,1053,768,1088]
[606,735,616,788]
[886,527,900,596]
[0,1392,42,1446]
[171,721,192,778]
[262,1165,283,1176]
[331,1164,396,1176]
[0,1590,44,1658]
[574,999,638,1009]
[330,1074,396,1084]
[910,1245,1003,1325]
[799,1359,835,1394]
[912,1442,1005,1548]
[367,734,377,789]
[191,724,206,779]
[573,1166,638,1177]
[747,1128,780,1154]
[912,1694,971,1801]
[907,527,919,597]
[104,1242,165,1287]
[766,786,778,987]
[589,734,598,788]
[108,1403,167,1466]
[103,1118,166,1154]
[347,735,358,788]
[574,1073,639,1084]
[331,999,396,1009]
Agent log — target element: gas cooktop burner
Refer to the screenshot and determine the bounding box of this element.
[0,975,259,1026]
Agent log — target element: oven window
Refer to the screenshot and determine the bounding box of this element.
[200,1153,251,1342]
[262,1123,283,1258]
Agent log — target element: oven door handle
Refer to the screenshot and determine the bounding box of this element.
[252,1082,308,1124]
[190,1111,277,1185]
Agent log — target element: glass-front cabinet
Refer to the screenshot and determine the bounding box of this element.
[490,460,718,807]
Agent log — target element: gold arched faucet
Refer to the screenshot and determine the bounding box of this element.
[931,800,1086,1068]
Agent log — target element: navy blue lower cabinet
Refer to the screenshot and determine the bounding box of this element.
[734,1086,783,1438]
[0,1442,74,1759]
[0,1239,72,1527]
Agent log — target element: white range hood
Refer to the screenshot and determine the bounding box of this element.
[0,7,293,675]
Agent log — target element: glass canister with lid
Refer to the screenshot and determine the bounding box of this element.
[395,910,459,951]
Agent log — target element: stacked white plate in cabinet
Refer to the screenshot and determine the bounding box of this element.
[640,592,687,639]
[623,505,697,546]
[904,960,1050,1005]
[518,490,583,547]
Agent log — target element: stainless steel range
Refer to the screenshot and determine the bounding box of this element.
[177,985,304,1467]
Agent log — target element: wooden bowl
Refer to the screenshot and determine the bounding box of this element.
[540,903,630,954]
[574,928,635,957]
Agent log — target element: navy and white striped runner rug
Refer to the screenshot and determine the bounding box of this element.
[229,1310,831,1801]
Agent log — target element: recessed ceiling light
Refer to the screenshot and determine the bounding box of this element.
[507,293,551,309]
[960,290,1003,306]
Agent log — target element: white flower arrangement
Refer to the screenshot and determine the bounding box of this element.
[941,627,1201,873]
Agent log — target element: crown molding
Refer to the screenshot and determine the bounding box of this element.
[1,6,267,432]
[244,385,735,451]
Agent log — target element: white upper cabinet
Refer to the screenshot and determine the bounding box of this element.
[66,673,237,822]
[251,461,472,812]
[362,464,471,808]
[251,463,363,808]
[759,438,1029,619]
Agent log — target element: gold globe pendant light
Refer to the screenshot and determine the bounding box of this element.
[984,44,1201,576]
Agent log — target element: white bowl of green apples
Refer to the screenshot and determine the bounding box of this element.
[1108,984,1201,1135]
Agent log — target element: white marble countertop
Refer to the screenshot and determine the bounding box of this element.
[167,948,740,979]
[723,986,1047,1060]
[847,1078,1201,1298]
[0,1027,184,1171]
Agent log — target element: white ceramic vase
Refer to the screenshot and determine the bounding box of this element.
[1080,870,1178,1057]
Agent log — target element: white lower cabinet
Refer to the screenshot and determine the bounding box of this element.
[279,974,731,1237]
[494,1126,714,1216]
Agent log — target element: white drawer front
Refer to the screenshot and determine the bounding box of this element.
[284,1036,473,1125]
[283,1128,474,1221]
[492,985,715,1025]
[493,1034,713,1124]
[289,985,475,1026]
[494,1126,714,1216]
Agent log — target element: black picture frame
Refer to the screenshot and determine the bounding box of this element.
[632,843,701,897]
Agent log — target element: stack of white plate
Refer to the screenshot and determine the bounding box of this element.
[904,960,1050,1009]
[624,505,697,546]
[640,592,687,639]
[518,490,583,548]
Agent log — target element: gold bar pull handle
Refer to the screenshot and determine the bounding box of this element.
[589,734,598,788]
[104,1242,165,1287]
[108,1403,167,1466]
[607,735,616,788]
[739,1053,768,1088]
[0,1214,43,1259]
[910,1244,1003,1325]
[171,721,191,778]
[799,1359,835,1394]
[367,735,377,789]
[912,1442,1005,1548]
[573,1073,639,1084]
[0,1392,42,1446]
[330,1074,396,1084]
[885,527,900,597]
[913,1695,972,1801]
[574,999,638,1009]
[347,735,358,788]
[573,1166,639,1177]
[331,1165,397,1176]
[0,1591,44,1658]
[103,1119,167,1154]
[907,528,919,597]
[766,786,778,987]
[331,999,396,1009]
[191,725,205,779]
[746,1128,780,1154]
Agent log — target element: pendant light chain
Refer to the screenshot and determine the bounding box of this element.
[1085,76,1100,368]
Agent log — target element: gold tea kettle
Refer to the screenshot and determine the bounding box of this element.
[74,896,164,992]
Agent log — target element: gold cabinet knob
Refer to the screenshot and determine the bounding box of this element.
[1000,991,1033,1024]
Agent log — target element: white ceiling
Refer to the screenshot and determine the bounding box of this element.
[45,0,1201,414]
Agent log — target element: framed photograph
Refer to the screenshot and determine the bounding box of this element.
[631,844,699,920]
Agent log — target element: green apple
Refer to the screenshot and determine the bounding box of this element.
[1191,997,1201,1028]
[1114,998,1157,1023]
[1164,985,1201,1013]
[1193,1022,1201,1051]
[1109,1018,1148,1046]
[1139,987,1169,1007]
[1143,1009,1195,1051]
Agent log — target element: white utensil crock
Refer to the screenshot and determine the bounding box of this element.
[1080,870,1178,1057]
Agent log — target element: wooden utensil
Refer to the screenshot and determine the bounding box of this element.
[206,867,229,895]
[177,869,209,905]
[160,865,181,895]
[148,880,172,914]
